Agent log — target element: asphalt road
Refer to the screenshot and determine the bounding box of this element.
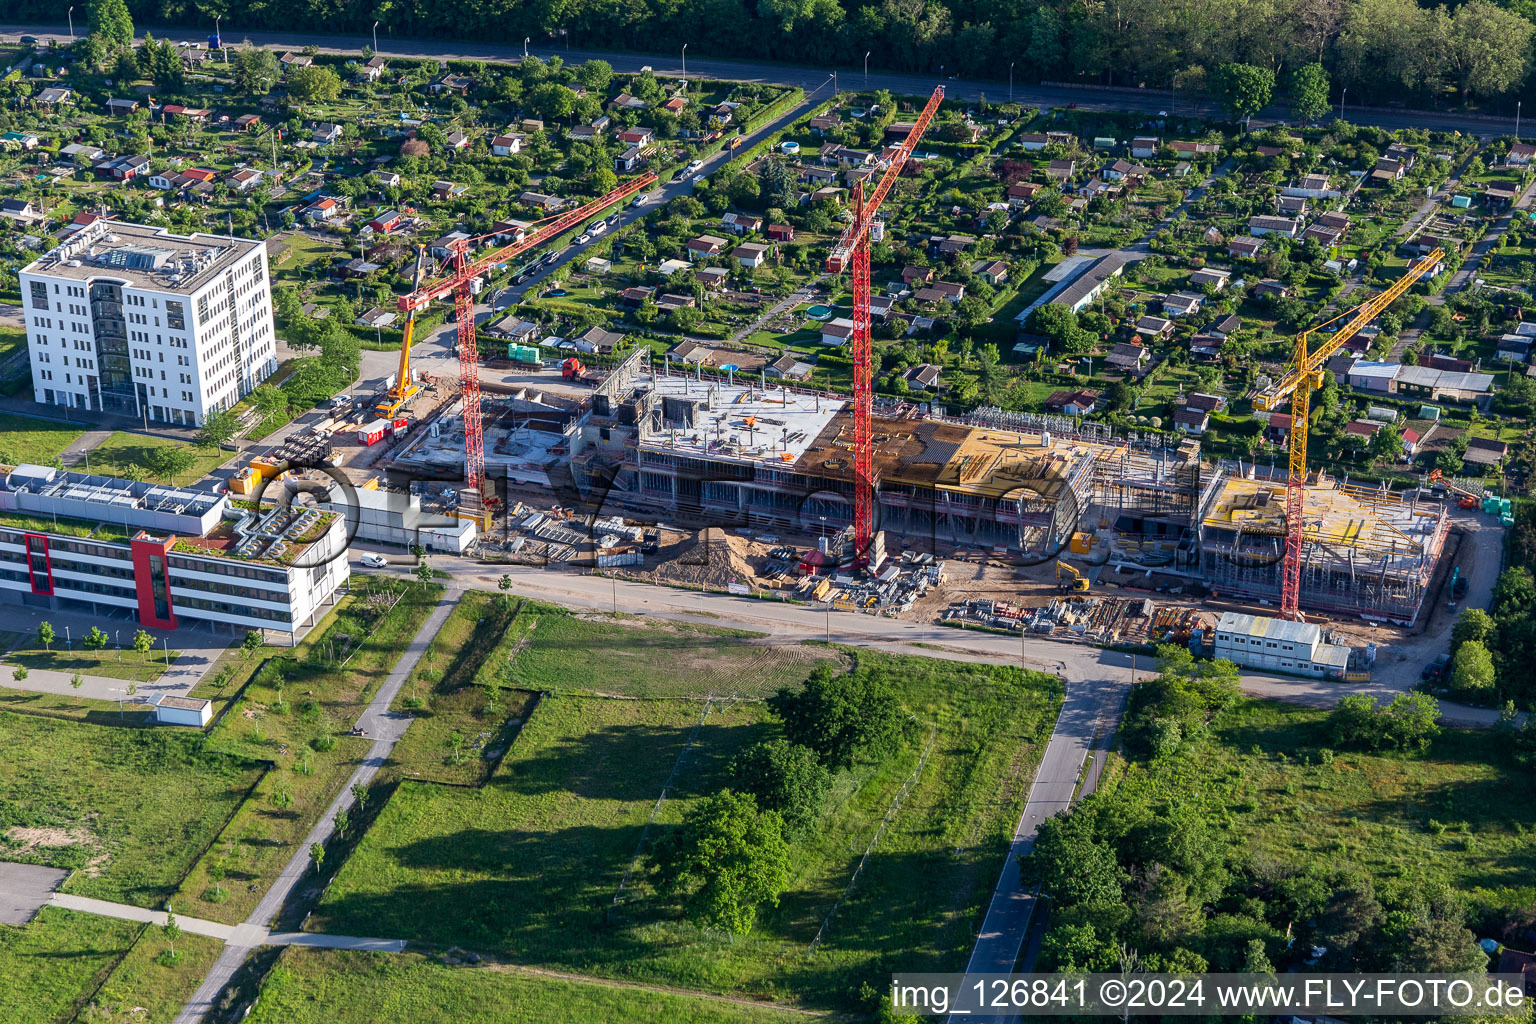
[1,24,1521,136]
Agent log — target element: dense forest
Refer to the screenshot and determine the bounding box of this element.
[17,0,1536,109]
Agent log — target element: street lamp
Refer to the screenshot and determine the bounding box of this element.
[1340,87,1348,123]
[833,70,838,94]
[372,20,379,54]
[681,43,687,78]
[523,37,530,59]
[864,51,870,88]
[1009,61,1015,102]
[67,6,74,43]
[1518,100,1523,142]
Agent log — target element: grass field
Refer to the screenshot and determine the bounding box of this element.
[87,929,226,1024]
[0,908,141,1024]
[86,432,231,486]
[1118,700,1536,895]
[174,579,445,925]
[312,645,1061,1010]
[504,602,845,698]
[0,712,262,907]
[0,412,85,467]
[5,642,180,684]
[248,948,816,1024]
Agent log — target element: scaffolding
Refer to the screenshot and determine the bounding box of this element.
[1198,464,1449,624]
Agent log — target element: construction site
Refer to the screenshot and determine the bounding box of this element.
[228,114,1471,654]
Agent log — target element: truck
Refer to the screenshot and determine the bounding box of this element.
[561,357,600,386]
[357,418,389,446]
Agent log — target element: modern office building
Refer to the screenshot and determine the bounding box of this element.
[0,464,349,643]
[20,220,277,425]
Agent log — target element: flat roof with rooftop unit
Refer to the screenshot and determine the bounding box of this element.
[22,220,261,293]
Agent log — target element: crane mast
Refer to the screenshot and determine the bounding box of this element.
[824,86,944,564]
[1253,248,1444,621]
[385,173,657,490]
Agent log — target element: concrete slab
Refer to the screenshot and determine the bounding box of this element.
[0,862,69,924]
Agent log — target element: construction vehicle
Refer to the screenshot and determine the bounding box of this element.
[1426,469,1485,510]
[1252,248,1444,620]
[1056,560,1090,593]
[823,85,943,566]
[376,246,429,418]
[561,357,600,386]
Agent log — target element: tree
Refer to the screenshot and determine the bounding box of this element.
[591,166,618,194]
[88,0,134,49]
[83,626,108,651]
[1445,1,1534,101]
[759,158,797,211]
[1450,639,1496,695]
[727,739,832,838]
[12,666,28,682]
[132,629,154,660]
[577,59,613,92]
[528,82,575,122]
[414,560,435,587]
[498,574,513,605]
[1451,607,1494,651]
[37,621,54,652]
[198,408,242,449]
[147,445,196,485]
[1021,801,1126,910]
[1289,63,1331,124]
[767,665,904,770]
[650,789,790,935]
[309,842,325,874]
[71,673,84,692]
[250,384,288,421]
[233,47,280,95]
[287,65,342,104]
[1212,63,1276,124]
[162,909,180,958]
[243,630,264,655]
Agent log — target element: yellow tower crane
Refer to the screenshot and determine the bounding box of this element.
[1252,248,1444,620]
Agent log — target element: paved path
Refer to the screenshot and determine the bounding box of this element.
[0,863,69,925]
[47,893,405,951]
[728,274,829,344]
[172,589,458,1024]
[0,608,232,705]
[952,675,1129,1019]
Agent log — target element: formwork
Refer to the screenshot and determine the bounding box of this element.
[1197,464,1450,624]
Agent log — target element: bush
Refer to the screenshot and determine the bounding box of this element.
[766,665,905,770]
[1329,692,1441,753]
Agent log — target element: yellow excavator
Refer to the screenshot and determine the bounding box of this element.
[376,246,428,418]
[1056,560,1089,593]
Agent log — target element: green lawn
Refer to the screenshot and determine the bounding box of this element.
[0,908,141,1024]
[174,578,445,925]
[0,412,85,467]
[4,642,182,684]
[312,640,1062,1011]
[0,713,262,907]
[249,948,815,1024]
[86,433,231,487]
[503,601,845,699]
[86,928,226,1024]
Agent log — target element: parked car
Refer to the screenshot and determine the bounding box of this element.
[360,553,388,568]
[576,232,592,244]
[691,174,705,184]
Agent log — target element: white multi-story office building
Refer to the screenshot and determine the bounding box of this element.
[20,221,277,426]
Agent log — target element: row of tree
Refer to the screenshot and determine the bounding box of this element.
[41,0,1536,108]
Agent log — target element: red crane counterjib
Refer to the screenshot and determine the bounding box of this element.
[825,86,944,273]
[395,172,657,312]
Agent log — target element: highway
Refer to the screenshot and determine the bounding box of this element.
[1,24,1521,136]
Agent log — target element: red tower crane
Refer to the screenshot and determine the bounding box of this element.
[824,86,944,563]
[389,172,658,490]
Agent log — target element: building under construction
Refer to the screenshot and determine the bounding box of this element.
[430,351,1450,627]
[1198,463,1450,625]
[566,352,1205,563]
